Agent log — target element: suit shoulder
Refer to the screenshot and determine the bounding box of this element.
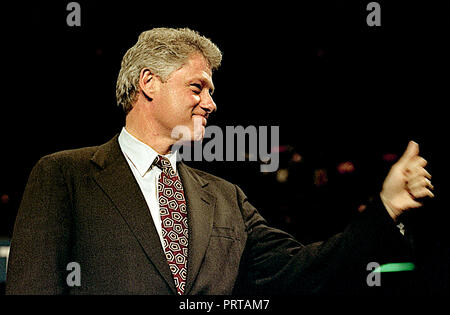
[22,145,101,187]
[32,145,102,176]
[39,145,99,164]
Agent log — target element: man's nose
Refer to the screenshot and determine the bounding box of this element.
[200,93,217,114]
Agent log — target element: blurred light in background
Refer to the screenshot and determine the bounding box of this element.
[374,262,416,273]
[291,153,303,163]
[272,145,292,153]
[1,195,9,204]
[337,161,355,174]
[382,153,398,163]
[276,168,289,183]
[357,204,367,212]
[314,168,328,187]
[0,239,10,283]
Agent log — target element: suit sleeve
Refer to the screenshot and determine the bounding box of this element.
[233,185,413,295]
[6,155,72,295]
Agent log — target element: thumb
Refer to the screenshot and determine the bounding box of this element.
[397,141,419,166]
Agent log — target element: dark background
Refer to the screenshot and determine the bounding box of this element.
[0,0,448,295]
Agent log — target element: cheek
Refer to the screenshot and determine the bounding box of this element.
[160,90,199,125]
[172,90,199,109]
[192,95,201,104]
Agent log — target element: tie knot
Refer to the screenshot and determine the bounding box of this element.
[153,155,176,176]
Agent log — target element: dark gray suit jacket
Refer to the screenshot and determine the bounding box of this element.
[6,135,411,295]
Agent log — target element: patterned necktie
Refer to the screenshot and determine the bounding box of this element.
[153,155,188,295]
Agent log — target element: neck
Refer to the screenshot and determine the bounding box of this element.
[125,107,174,155]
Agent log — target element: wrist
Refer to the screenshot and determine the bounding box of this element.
[379,192,400,222]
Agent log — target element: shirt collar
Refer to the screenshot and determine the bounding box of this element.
[118,127,178,177]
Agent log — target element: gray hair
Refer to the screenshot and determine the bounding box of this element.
[116,27,222,115]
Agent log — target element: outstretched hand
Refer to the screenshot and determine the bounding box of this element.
[380,141,434,221]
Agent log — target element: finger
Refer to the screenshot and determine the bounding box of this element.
[418,167,432,179]
[408,177,434,191]
[406,168,432,183]
[397,141,419,167]
[406,199,424,209]
[409,156,428,169]
[404,157,428,178]
[409,187,435,199]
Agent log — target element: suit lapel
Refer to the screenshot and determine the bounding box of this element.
[90,135,177,294]
[178,162,216,295]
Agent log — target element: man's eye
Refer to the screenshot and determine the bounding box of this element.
[191,84,202,94]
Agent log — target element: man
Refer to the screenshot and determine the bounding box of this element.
[6,28,434,295]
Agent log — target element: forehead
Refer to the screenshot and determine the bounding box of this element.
[184,53,212,76]
[170,54,214,89]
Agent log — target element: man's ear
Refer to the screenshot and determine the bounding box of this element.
[139,68,157,101]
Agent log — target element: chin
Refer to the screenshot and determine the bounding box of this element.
[191,116,206,141]
[193,125,205,141]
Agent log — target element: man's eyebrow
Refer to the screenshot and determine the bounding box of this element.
[192,76,215,94]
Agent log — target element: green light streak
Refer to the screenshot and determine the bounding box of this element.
[374,262,415,273]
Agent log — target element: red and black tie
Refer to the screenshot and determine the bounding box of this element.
[153,155,188,295]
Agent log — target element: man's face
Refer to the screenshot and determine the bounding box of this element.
[150,53,216,142]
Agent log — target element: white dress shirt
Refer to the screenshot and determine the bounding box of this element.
[118,127,178,249]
